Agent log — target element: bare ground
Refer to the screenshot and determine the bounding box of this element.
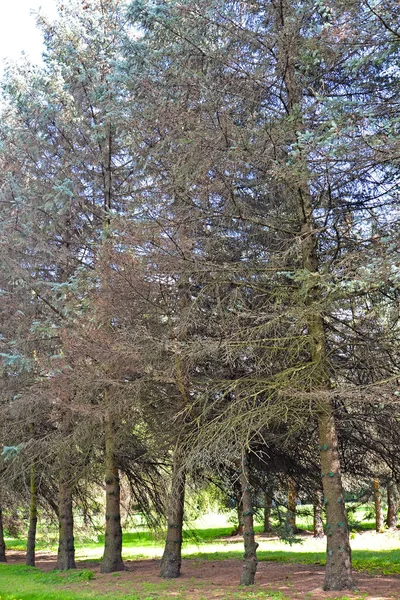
[7,551,400,600]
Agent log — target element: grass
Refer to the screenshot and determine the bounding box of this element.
[4,502,377,553]
[182,530,400,575]
[0,564,287,600]
[0,565,98,600]
[1,507,399,599]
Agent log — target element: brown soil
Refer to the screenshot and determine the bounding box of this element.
[7,551,400,599]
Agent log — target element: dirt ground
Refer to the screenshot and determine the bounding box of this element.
[7,551,400,600]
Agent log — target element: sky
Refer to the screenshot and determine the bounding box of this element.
[0,1,58,71]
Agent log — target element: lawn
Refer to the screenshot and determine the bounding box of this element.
[1,507,399,600]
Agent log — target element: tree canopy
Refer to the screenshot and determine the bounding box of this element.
[0,0,399,591]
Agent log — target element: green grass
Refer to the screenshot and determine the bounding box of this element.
[5,509,396,573]
[0,565,98,600]
[1,507,399,599]
[0,564,287,600]
[3,538,57,552]
[4,503,377,553]
[183,536,400,575]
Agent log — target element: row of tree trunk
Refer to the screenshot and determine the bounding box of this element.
[279,479,398,539]
[374,478,398,532]
[0,469,398,584]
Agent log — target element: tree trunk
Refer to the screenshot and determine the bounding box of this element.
[386,479,398,530]
[232,480,244,535]
[313,490,324,538]
[295,164,353,590]
[26,465,37,567]
[236,500,244,535]
[239,450,259,586]
[373,478,384,533]
[57,479,76,570]
[0,508,6,563]
[274,0,354,589]
[318,403,353,590]
[295,150,352,589]
[263,484,273,533]
[287,478,298,533]
[101,417,124,573]
[160,449,186,579]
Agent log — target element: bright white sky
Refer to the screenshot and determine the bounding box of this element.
[0,0,59,71]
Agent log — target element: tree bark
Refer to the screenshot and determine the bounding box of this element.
[295,154,353,590]
[297,190,353,589]
[373,478,384,533]
[57,478,76,570]
[313,490,324,538]
[239,450,259,586]
[0,508,6,563]
[273,0,354,589]
[287,478,298,533]
[101,417,124,573]
[160,449,186,579]
[386,479,398,530]
[26,465,37,567]
[263,484,273,533]
[318,404,353,589]
[232,480,244,535]
[236,502,244,535]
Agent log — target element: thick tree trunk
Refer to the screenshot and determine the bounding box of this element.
[287,478,298,533]
[101,417,124,573]
[26,465,37,567]
[0,508,6,563]
[57,479,76,570]
[313,490,324,538]
[240,451,259,586]
[296,171,353,590]
[273,0,354,589]
[386,479,398,530]
[263,485,273,533]
[300,202,353,588]
[318,403,353,590]
[373,478,384,533]
[160,450,186,579]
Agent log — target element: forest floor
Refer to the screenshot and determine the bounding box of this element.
[3,513,400,600]
[6,548,400,600]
